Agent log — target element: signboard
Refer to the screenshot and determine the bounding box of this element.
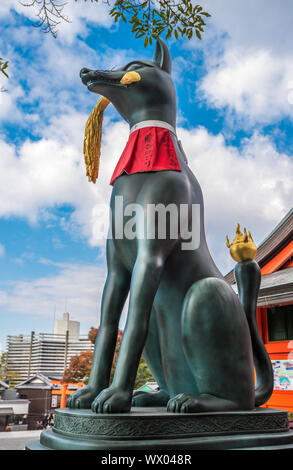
[271,360,293,390]
[51,395,58,408]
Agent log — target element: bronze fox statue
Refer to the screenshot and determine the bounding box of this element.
[67,39,273,413]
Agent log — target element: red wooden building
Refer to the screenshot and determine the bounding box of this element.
[225,208,293,411]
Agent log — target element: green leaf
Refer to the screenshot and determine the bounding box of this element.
[0,58,9,78]
[196,29,201,39]
[165,28,172,39]
[144,36,149,47]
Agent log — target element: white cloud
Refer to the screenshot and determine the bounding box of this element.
[0,258,129,329]
[0,0,20,18]
[203,0,293,57]
[0,136,87,222]
[56,1,112,44]
[0,20,140,135]
[180,0,293,126]
[0,113,128,245]
[0,0,112,43]
[180,127,293,229]
[0,260,106,323]
[0,85,24,121]
[199,48,293,125]
[178,126,293,273]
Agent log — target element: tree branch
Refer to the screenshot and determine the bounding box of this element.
[20,0,71,38]
[17,0,211,43]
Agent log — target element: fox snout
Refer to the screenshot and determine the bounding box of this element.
[80,67,91,75]
[80,67,92,86]
[80,68,124,89]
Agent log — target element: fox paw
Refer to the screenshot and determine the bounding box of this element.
[67,385,97,409]
[91,387,132,413]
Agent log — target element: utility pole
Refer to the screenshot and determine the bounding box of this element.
[27,331,35,378]
[64,330,69,373]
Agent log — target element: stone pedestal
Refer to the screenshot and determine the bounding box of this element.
[26,407,293,450]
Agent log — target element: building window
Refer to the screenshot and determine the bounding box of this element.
[0,416,8,427]
[267,305,293,341]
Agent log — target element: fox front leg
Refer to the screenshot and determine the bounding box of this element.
[67,242,130,409]
[91,250,168,413]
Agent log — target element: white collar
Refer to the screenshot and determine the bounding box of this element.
[130,120,176,136]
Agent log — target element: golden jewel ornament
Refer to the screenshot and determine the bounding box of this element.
[226,224,257,262]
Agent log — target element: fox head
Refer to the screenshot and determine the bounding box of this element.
[80,39,177,128]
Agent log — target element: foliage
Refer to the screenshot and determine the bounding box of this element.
[63,327,155,389]
[19,0,211,44]
[134,355,155,389]
[110,0,211,46]
[0,352,21,389]
[0,58,9,78]
[87,326,123,383]
[62,350,93,383]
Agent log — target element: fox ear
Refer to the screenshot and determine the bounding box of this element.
[153,38,172,74]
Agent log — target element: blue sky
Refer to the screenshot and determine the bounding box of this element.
[0,0,292,352]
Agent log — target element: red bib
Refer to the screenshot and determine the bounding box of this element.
[110,127,182,185]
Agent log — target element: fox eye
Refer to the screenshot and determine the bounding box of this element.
[127,64,140,72]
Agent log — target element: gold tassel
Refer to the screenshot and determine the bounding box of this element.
[83,96,110,183]
[83,72,141,183]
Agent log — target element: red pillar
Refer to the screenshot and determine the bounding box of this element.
[60,383,68,408]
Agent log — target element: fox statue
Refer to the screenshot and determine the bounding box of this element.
[67,38,273,414]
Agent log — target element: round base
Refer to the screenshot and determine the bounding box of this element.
[26,407,293,450]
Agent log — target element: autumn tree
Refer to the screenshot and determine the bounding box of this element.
[62,350,93,383]
[88,326,123,382]
[88,327,155,387]
[62,326,155,388]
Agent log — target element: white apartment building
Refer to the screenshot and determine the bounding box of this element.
[6,313,94,383]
